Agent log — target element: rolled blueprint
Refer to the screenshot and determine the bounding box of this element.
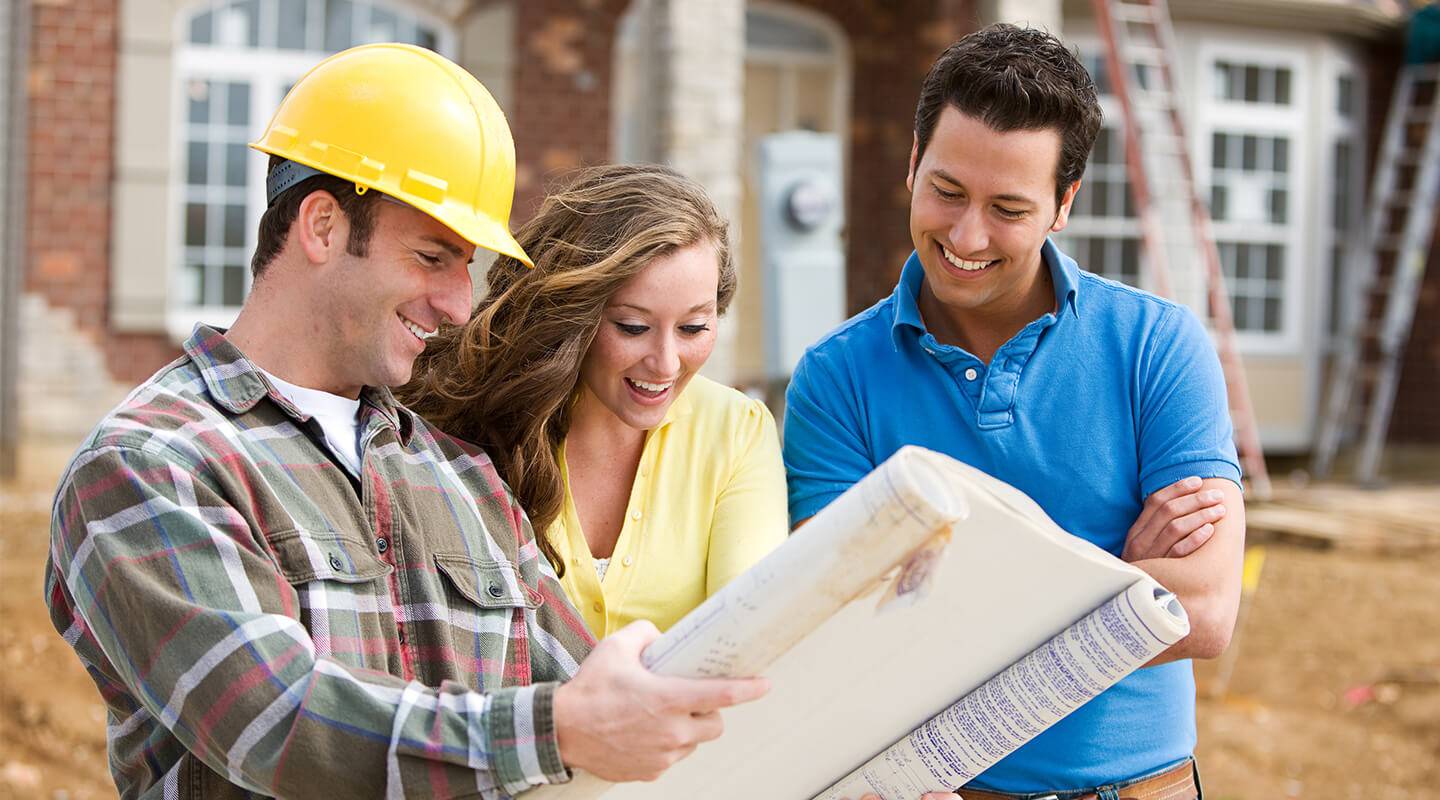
[816,579,1190,800]
[642,445,969,678]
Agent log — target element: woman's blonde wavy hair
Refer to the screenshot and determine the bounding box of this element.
[400,164,736,575]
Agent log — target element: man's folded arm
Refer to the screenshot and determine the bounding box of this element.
[50,443,561,799]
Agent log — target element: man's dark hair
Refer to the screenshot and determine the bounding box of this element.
[251,155,382,277]
[914,24,1102,207]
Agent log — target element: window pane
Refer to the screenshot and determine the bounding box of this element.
[223,264,248,306]
[278,0,307,50]
[190,11,214,44]
[1242,135,1258,171]
[187,141,209,185]
[1266,245,1284,280]
[1121,238,1140,286]
[1272,137,1288,174]
[1338,75,1354,117]
[416,26,438,52]
[1211,185,1227,220]
[1263,297,1281,331]
[1275,68,1291,105]
[217,1,260,48]
[226,81,250,126]
[1095,127,1112,164]
[1236,243,1252,280]
[1094,178,1110,216]
[1269,188,1287,224]
[1213,61,1230,100]
[1243,65,1260,102]
[226,142,247,186]
[1334,140,1353,228]
[1232,295,1250,329]
[325,0,354,51]
[186,204,207,247]
[1212,132,1227,168]
[187,80,211,123]
[224,204,246,247]
[185,262,207,306]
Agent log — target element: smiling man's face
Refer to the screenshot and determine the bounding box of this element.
[319,197,477,396]
[906,105,1079,325]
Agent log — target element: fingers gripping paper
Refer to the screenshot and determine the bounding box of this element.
[532,446,1189,800]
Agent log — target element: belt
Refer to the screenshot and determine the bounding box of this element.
[958,759,1198,800]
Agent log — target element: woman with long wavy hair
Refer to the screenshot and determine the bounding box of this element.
[402,164,786,637]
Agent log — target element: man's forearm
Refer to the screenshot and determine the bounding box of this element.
[1134,478,1247,664]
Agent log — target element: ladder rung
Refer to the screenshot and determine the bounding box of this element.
[1384,190,1415,208]
[1373,233,1404,251]
[1405,108,1436,124]
[1123,45,1167,67]
[1113,5,1157,24]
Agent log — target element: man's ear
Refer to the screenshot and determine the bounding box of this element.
[906,133,919,193]
[294,190,346,264]
[1051,180,1081,233]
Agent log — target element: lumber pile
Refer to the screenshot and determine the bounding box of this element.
[1245,483,1440,553]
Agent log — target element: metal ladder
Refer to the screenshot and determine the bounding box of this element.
[1093,0,1273,498]
[1312,62,1440,484]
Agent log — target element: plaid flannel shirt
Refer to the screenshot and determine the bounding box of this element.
[45,326,595,799]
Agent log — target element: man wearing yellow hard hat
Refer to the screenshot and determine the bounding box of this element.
[45,43,766,799]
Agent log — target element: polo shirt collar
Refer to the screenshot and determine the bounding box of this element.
[890,238,1080,348]
[183,324,413,443]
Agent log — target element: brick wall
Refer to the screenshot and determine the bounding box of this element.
[1389,212,1440,443]
[27,0,175,389]
[510,0,632,219]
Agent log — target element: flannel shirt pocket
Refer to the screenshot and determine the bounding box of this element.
[266,528,393,584]
[434,554,543,610]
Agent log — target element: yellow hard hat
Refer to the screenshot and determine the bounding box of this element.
[250,43,532,266]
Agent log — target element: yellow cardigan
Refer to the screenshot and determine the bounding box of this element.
[548,376,788,637]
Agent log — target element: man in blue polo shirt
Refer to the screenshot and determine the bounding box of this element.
[786,24,1245,800]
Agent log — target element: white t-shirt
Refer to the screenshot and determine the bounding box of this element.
[259,369,363,476]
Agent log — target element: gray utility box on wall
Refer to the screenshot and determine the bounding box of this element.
[757,131,846,380]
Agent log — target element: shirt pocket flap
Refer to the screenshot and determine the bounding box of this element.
[435,553,542,609]
[267,528,393,584]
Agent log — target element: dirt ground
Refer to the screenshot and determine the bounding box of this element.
[2,468,1437,800]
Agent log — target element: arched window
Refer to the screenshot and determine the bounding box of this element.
[173,0,453,328]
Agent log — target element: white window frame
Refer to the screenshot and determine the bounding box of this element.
[167,0,457,341]
[1316,45,1367,354]
[1194,39,1309,354]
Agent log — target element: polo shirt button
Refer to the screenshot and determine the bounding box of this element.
[592,601,603,613]
[622,555,634,567]
[329,554,343,570]
[964,367,978,381]
[487,583,504,598]
[375,537,388,554]
[631,510,642,521]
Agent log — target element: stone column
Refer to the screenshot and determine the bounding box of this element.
[649,0,746,385]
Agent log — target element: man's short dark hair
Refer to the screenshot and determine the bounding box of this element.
[914,24,1103,208]
[251,155,382,277]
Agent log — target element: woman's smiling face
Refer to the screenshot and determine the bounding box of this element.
[577,240,721,431]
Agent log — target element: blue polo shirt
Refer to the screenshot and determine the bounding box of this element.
[784,241,1241,791]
